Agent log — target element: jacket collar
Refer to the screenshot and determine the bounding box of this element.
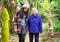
[31,13,39,18]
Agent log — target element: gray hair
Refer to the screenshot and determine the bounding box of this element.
[32,7,38,13]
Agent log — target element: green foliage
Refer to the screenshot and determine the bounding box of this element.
[41,35,48,41]
[43,19,60,32]
[0,0,2,4]
[38,9,48,23]
[17,0,23,7]
[54,21,60,32]
[54,39,60,42]
[30,1,35,7]
[2,8,10,21]
[43,20,60,32]
[50,0,60,11]
[2,8,10,42]
[43,0,50,11]
[43,27,48,32]
[17,0,60,23]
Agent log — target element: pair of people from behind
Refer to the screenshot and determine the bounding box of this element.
[14,4,42,42]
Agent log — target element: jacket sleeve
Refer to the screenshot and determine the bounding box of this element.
[14,12,18,26]
[39,16,42,33]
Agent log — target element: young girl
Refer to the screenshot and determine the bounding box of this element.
[14,4,30,42]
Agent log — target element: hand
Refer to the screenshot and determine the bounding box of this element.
[26,27,28,32]
[14,26,17,33]
[26,28,28,33]
[18,18,22,22]
[39,33,42,37]
[15,28,17,32]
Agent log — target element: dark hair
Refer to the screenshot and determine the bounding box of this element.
[20,7,29,19]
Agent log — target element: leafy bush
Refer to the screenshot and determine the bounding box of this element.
[43,21,60,32]
[43,27,48,32]
[54,22,60,32]
[54,39,60,42]
[38,9,48,23]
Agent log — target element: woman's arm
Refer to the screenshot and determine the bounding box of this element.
[14,12,18,27]
[39,16,42,33]
[14,12,18,32]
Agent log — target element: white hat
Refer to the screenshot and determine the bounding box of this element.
[23,4,30,8]
[32,7,38,13]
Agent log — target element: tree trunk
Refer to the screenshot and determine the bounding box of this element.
[0,4,2,42]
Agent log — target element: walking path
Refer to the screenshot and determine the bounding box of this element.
[9,33,42,42]
[9,32,60,42]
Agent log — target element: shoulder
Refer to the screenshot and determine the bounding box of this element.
[37,14,42,18]
[29,14,33,17]
[16,11,20,14]
[28,14,33,20]
[16,11,22,16]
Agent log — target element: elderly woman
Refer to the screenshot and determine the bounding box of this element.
[28,8,42,42]
[14,4,30,42]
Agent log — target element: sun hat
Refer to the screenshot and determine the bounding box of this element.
[23,3,30,8]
